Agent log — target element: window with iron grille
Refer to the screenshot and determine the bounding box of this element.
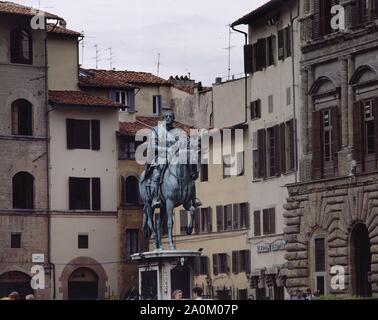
[315,238,326,272]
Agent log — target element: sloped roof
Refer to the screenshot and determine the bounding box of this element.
[0,1,62,19]
[79,68,171,90]
[231,0,287,27]
[47,24,82,37]
[49,90,121,109]
[119,116,192,136]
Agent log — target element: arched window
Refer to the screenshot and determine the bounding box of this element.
[10,28,32,64]
[13,172,34,209]
[125,176,139,204]
[12,99,33,136]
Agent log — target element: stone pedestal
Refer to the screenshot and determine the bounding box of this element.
[131,250,201,300]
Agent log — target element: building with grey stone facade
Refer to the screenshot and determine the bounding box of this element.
[0,2,63,299]
[284,0,378,297]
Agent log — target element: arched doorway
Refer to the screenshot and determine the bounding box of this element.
[0,271,33,299]
[68,268,99,300]
[351,223,372,297]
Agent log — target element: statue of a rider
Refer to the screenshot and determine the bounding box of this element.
[145,109,202,209]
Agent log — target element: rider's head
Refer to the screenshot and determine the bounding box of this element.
[163,109,175,127]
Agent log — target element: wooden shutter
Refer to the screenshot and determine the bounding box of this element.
[269,208,276,234]
[331,107,340,174]
[232,251,239,274]
[244,44,253,74]
[216,205,223,231]
[374,98,378,160]
[245,203,250,229]
[353,102,363,166]
[312,110,322,179]
[128,90,136,112]
[254,210,261,236]
[256,38,266,71]
[226,204,233,230]
[195,208,200,234]
[285,26,292,58]
[91,120,100,150]
[246,250,251,274]
[263,209,269,235]
[277,29,284,60]
[69,177,75,210]
[213,254,219,275]
[207,207,213,232]
[233,204,240,230]
[66,119,75,149]
[280,123,287,173]
[274,125,281,176]
[257,129,266,178]
[203,257,209,275]
[92,178,101,210]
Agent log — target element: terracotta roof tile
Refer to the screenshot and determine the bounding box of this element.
[0,1,61,19]
[47,24,81,37]
[173,84,196,95]
[79,68,171,89]
[49,90,121,109]
[119,116,192,136]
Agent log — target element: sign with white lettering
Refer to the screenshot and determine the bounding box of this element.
[257,243,270,253]
[32,254,45,263]
[256,240,286,254]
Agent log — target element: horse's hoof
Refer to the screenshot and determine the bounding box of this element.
[186,227,193,235]
[169,245,176,250]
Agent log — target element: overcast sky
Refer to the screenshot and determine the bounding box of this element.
[17,0,267,85]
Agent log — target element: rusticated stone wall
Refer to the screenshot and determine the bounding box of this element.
[283,174,378,297]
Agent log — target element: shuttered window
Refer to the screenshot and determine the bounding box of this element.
[153,95,162,115]
[244,44,253,74]
[256,38,266,71]
[200,207,212,233]
[200,163,208,182]
[224,204,233,230]
[239,203,250,229]
[91,177,101,210]
[266,35,275,66]
[262,208,275,235]
[91,120,100,150]
[125,229,139,260]
[200,256,209,275]
[180,210,188,235]
[254,210,261,236]
[257,129,266,178]
[251,99,261,120]
[66,119,100,150]
[277,29,284,60]
[216,206,223,231]
[232,251,239,274]
[233,204,240,230]
[213,254,219,275]
[69,177,101,211]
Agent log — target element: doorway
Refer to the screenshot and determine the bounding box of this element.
[0,271,33,299]
[351,223,372,297]
[68,268,99,300]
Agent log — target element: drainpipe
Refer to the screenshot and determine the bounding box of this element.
[231,25,249,127]
[289,1,300,183]
[45,18,59,301]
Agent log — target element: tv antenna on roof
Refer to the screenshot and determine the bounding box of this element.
[156,53,161,76]
[224,24,236,80]
[93,44,101,69]
[106,47,115,70]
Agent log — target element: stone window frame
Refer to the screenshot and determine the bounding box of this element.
[309,229,330,296]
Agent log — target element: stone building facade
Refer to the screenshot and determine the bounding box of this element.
[0,3,63,299]
[284,0,378,297]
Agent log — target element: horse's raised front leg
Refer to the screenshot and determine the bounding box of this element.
[165,199,176,250]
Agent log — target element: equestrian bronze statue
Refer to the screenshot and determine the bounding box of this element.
[139,109,202,250]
